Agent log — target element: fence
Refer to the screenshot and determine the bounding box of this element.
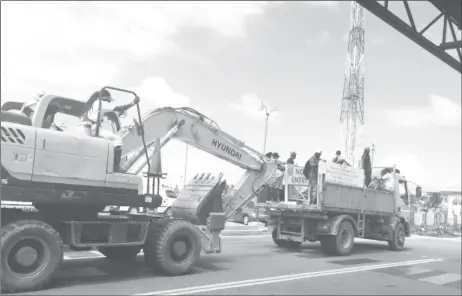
[410,209,462,231]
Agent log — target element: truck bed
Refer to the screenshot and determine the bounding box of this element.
[322,182,395,216]
[262,182,396,217]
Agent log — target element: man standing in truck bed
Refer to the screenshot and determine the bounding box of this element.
[361,147,372,187]
[303,149,323,205]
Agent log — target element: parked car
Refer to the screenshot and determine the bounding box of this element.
[104,187,178,216]
[229,200,269,226]
[153,187,178,217]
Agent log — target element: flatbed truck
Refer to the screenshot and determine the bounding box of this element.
[260,162,421,255]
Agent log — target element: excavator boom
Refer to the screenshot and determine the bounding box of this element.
[117,106,279,223]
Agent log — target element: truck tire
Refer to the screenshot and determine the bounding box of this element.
[1,220,63,293]
[144,219,201,276]
[271,229,301,249]
[97,246,142,260]
[320,220,355,256]
[388,222,405,251]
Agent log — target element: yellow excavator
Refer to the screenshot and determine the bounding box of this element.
[0,87,280,293]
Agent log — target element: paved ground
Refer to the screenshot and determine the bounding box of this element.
[15,235,461,295]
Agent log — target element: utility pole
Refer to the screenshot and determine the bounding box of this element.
[259,101,277,154]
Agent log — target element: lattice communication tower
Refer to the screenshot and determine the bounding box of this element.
[340,1,365,167]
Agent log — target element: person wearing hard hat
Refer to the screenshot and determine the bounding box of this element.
[303,149,324,205]
[287,152,297,165]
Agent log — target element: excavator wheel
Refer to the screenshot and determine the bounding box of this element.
[271,229,301,249]
[1,220,63,293]
[144,219,201,276]
[97,246,142,261]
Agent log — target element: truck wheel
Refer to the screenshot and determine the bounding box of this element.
[97,246,142,260]
[128,207,139,214]
[1,220,63,293]
[144,219,201,276]
[243,215,249,225]
[272,228,286,247]
[165,208,173,218]
[388,222,405,251]
[271,229,301,249]
[321,220,355,256]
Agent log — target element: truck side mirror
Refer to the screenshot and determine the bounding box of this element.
[416,186,422,199]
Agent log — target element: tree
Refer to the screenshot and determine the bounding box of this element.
[422,192,443,212]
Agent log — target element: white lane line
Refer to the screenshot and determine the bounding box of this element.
[134,258,443,296]
[400,266,433,276]
[419,273,462,285]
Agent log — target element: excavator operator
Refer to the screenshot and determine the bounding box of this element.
[80,89,139,171]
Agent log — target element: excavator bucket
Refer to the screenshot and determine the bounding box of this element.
[171,173,225,225]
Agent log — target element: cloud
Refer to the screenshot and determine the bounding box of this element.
[135,77,190,108]
[304,1,339,9]
[121,76,216,126]
[383,94,461,127]
[306,30,330,46]
[1,1,269,100]
[227,93,279,122]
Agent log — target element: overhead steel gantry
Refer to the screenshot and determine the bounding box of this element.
[356,0,461,73]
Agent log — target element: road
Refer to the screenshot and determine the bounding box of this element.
[17,235,461,295]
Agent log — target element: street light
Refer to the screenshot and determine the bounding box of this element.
[371,143,376,167]
[259,101,277,154]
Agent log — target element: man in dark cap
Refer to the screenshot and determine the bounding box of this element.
[303,149,323,204]
[264,152,273,161]
[361,147,372,187]
[272,152,280,160]
[287,152,297,165]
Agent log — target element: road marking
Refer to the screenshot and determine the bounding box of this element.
[134,258,443,296]
[400,266,433,276]
[419,273,462,285]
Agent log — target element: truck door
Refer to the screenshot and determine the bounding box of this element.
[33,128,109,186]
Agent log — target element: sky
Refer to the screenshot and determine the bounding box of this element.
[1,1,461,192]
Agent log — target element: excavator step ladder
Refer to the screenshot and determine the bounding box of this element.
[357,212,366,238]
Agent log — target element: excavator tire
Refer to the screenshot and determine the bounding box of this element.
[388,222,406,251]
[144,219,201,276]
[320,220,355,256]
[271,229,302,249]
[1,220,63,293]
[97,246,142,261]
